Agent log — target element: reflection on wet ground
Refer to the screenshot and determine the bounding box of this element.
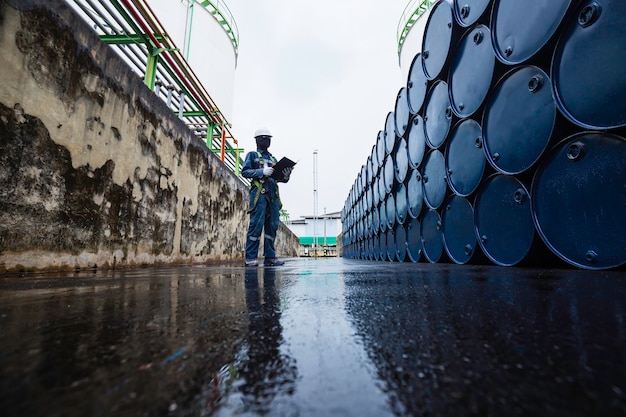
[1,258,625,416]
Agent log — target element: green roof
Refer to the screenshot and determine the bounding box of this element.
[299,236,337,245]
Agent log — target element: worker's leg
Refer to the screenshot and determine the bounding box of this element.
[262,198,281,260]
[245,195,268,261]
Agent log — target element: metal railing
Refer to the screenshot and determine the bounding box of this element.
[68,0,247,183]
[396,0,433,63]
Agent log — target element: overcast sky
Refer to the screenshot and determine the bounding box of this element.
[224,1,411,221]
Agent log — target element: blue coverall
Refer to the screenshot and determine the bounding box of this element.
[242,149,282,261]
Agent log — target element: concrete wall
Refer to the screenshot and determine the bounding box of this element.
[0,0,299,274]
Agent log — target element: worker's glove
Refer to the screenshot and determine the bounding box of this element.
[282,167,292,181]
[263,166,274,177]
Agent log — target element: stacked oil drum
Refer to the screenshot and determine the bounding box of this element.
[341,0,626,270]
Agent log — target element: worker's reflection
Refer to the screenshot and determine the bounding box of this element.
[240,267,297,412]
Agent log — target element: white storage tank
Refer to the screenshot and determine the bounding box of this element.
[147,0,238,121]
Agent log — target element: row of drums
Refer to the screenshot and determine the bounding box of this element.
[342,131,626,270]
[341,0,626,270]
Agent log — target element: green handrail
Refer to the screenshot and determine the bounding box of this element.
[396,0,433,63]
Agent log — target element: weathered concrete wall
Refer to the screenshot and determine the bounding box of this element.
[0,0,299,273]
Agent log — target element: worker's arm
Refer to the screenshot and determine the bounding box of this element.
[241,152,263,179]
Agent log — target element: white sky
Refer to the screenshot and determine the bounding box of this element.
[225,1,411,221]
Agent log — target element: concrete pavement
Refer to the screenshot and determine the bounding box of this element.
[1,258,625,416]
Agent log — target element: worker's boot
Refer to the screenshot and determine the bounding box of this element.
[264,258,285,266]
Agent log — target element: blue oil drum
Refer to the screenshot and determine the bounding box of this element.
[482,66,557,175]
[394,182,408,225]
[385,192,396,231]
[407,52,429,114]
[422,0,459,80]
[445,118,486,197]
[382,154,395,195]
[421,209,446,263]
[424,80,453,149]
[361,191,367,213]
[551,0,626,130]
[372,204,380,236]
[358,240,365,260]
[371,236,379,261]
[406,217,423,262]
[386,228,396,262]
[394,223,408,262]
[349,235,356,253]
[370,143,380,177]
[491,0,573,65]
[406,168,424,219]
[394,138,409,184]
[376,130,386,169]
[442,195,482,264]
[355,197,363,223]
[348,226,356,245]
[372,232,380,261]
[359,165,366,194]
[366,233,373,260]
[378,171,386,202]
[422,149,448,210]
[453,0,493,27]
[371,175,379,207]
[407,115,427,169]
[474,174,539,266]
[531,132,626,270]
[394,87,411,137]
[379,201,387,234]
[378,230,387,261]
[354,196,361,222]
[385,112,396,155]
[448,24,497,118]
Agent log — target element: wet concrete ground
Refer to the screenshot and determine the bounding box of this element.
[1,257,625,417]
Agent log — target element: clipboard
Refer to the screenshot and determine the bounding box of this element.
[271,157,297,182]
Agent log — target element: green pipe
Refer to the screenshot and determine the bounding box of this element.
[145,54,158,89]
[206,122,216,149]
[99,33,167,44]
[110,0,151,45]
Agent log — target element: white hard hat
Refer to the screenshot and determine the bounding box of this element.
[254,127,272,138]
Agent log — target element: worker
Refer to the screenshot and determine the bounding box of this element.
[242,127,293,266]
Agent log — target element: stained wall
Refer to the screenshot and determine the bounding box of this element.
[0,0,299,273]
